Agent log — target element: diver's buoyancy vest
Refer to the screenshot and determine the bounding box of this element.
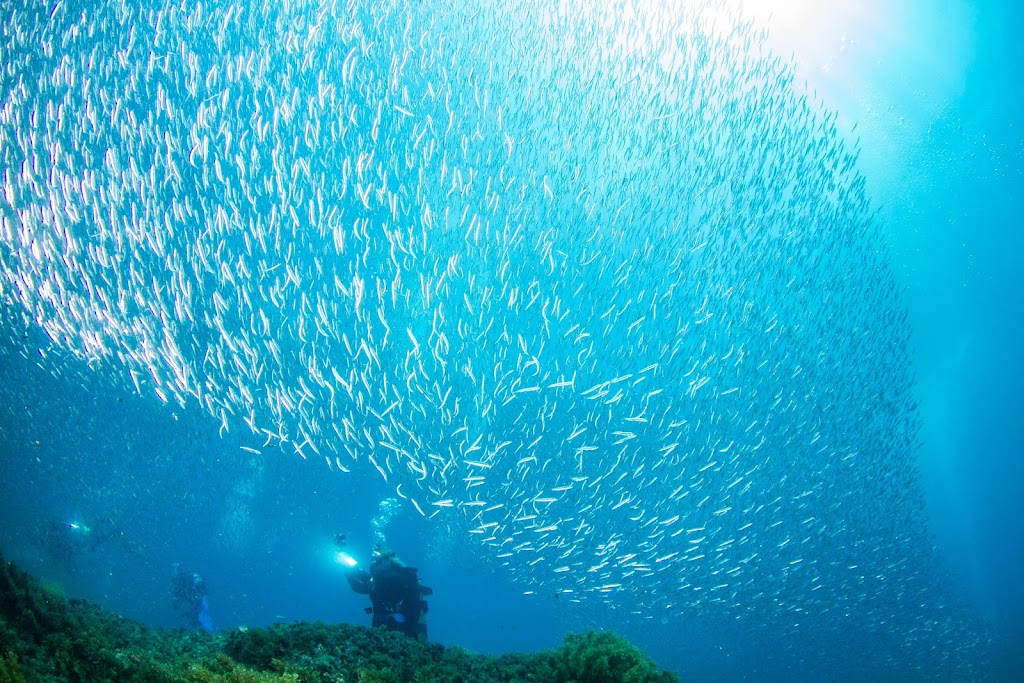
[370,565,421,615]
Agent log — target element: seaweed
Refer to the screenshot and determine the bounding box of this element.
[546,631,678,683]
[0,652,25,683]
[0,552,679,682]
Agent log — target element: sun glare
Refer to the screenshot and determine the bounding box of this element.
[735,0,816,29]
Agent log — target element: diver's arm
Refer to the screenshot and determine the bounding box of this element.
[344,567,372,594]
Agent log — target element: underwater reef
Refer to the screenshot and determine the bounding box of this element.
[0,554,678,682]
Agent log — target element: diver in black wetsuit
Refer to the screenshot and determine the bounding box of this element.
[337,536,432,640]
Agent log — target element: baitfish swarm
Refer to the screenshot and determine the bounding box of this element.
[0,0,985,676]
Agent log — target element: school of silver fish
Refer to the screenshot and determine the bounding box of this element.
[0,0,987,676]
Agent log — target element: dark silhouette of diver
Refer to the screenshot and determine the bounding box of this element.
[41,517,143,572]
[338,536,432,640]
[171,563,213,632]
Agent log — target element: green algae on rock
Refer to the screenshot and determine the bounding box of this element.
[0,554,678,683]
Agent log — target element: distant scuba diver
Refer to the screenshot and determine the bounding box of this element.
[41,517,141,571]
[336,535,432,640]
[171,564,213,632]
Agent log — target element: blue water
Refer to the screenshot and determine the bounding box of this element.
[767,2,1024,674]
[1,1,1022,680]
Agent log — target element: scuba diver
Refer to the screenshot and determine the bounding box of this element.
[40,520,85,571]
[171,564,213,632]
[40,517,141,572]
[336,534,432,640]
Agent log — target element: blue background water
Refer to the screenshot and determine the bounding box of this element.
[1,0,1022,680]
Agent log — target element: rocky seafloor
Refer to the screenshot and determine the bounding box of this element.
[0,554,678,682]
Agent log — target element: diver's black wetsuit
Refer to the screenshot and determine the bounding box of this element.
[345,556,432,639]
